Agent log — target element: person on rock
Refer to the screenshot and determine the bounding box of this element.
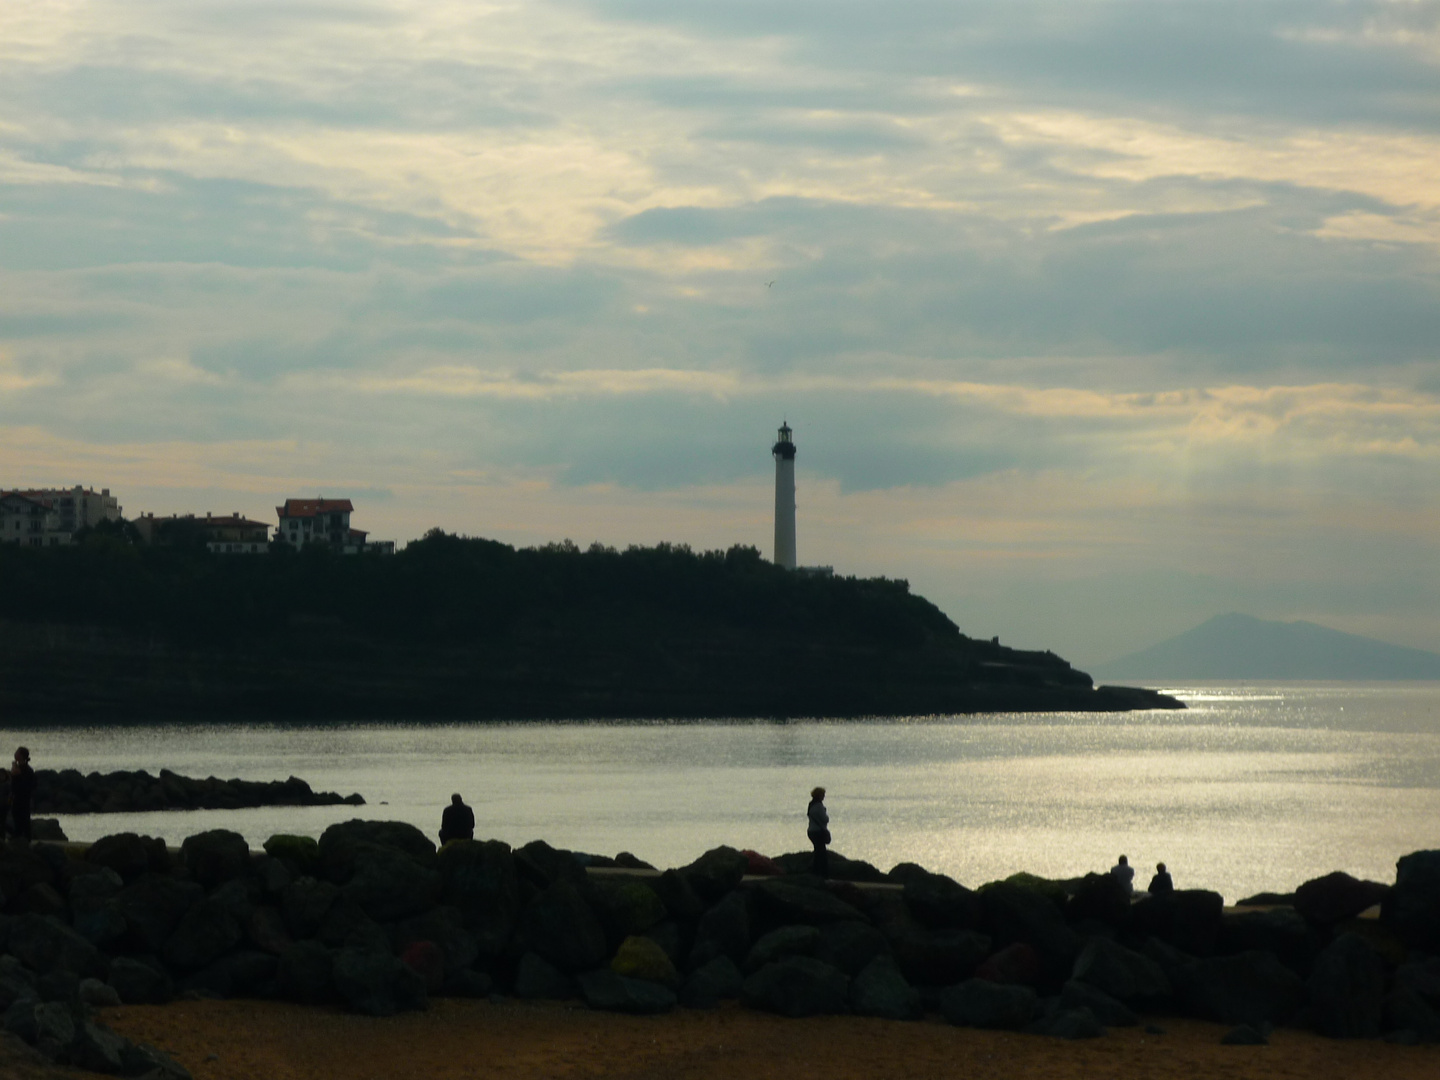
[1110,853,1135,896]
[9,747,34,844]
[807,786,830,879]
[439,793,475,845]
[1148,862,1174,895]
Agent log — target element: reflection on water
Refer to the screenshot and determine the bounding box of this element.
[3,682,1438,903]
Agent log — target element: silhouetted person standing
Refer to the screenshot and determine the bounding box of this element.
[439,793,475,845]
[1110,854,1134,896]
[807,786,830,879]
[9,747,34,844]
[1148,862,1174,895]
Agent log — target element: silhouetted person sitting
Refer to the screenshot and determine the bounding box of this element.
[439,793,474,845]
[9,747,34,844]
[1110,854,1134,896]
[1148,862,1174,895]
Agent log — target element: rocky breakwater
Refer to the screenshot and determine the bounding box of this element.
[1,831,1440,1078]
[33,769,365,814]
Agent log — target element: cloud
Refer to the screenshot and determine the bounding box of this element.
[3,0,1440,661]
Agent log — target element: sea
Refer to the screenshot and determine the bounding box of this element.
[6,682,1439,904]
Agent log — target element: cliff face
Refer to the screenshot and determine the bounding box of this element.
[0,534,1181,719]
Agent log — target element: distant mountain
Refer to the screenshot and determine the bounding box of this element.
[1094,612,1440,681]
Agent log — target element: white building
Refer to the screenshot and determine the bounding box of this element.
[772,422,797,570]
[0,492,67,547]
[274,498,393,554]
[15,486,120,534]
[134,512,271,554]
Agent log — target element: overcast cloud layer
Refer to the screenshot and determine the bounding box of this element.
[3,0,1440,665]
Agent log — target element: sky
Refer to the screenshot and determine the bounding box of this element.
[2,0,1440,667]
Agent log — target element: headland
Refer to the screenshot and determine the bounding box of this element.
[0,532,1180,720]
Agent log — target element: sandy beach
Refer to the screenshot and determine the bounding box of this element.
[73,998,1434,1080]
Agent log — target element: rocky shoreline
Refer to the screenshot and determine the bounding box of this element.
[31,770,364,815]
[0,825,1436,1077]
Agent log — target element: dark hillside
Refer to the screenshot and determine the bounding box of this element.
[0,531,1179,719]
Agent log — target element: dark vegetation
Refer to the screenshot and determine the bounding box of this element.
[0,528,1179,719]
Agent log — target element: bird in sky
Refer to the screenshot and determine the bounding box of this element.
[764,280,775,288]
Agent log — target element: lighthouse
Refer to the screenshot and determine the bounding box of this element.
[772,421,797,569]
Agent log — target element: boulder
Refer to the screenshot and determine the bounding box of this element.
[1384,985,1440,1043]
[276,941,334,1005]
[752,879,865,927]
[678,956,743,1009]
[891,927,990,987]
[114,875,203,953]
[30,820,66,843]
[280,876,339,939]
[1218,908,1319,975]
[650,869,705,923]
[1308,933,1385,1038]
[1178,950,1309,1026]
[1027,1004,1104,1039]
[741,956,850,1017]
[522,880,608,973]
[577,969,676,1014]
[975,942,1045,988]
[399,940,446,995]
[642,921,685,969]
[1382,850,1440,953]
[687,890,750,970]
[774,850,888,883]
[106,957,173,1005]
[77,978,121,1008]
[162,898,242,973]
[0,847,56,909]
[182,950,278,999]
[244,906,292,956]
[1066,873,1132,928]
[591,880,667,940]
[890,864,980,930]
[678,846,749,903]
[7,914,102,977]
[21,883,66,919]
[979,883,1080,977]
[1071,937,1172,1004]
[84,833,165,883]
[1061,979,1137,1026]
[1293,872,1389,927]
[513,952,573,1000]
[28,1000,77,1057]
[610,935,678,988]
[119,1041,192,1080]
[315,896,390,953]
[435,840,522,956]
[37,969,79,1004]
[744,925,820,974]
[396,907,479,977]
[442,970,494,999]
[1128,890,1224,957]
[849,956,921,1020]
[68,866,123,915]
[317,820,437,884]
[180,830,251,891]
[255,855,293,899]
[940,978,1038,1030]
[331,947,427,1016]
[816,920,890,976]
[514,840,586,889]
[263,835,320,877]
[741,850,782,876]
[341,846,441,922]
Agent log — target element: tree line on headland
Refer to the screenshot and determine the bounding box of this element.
[0,527,1180,719]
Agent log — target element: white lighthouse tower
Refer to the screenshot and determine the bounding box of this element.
[772,421,797,569]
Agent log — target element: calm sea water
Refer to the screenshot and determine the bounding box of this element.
[4,682,1438,903]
